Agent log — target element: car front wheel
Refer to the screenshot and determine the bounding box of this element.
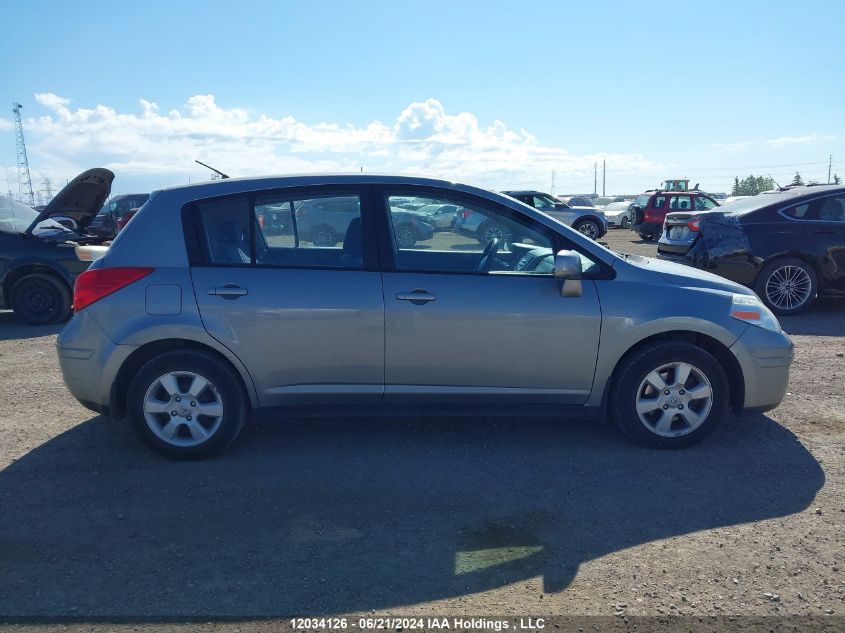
[127,350,248,459]
[611,341,728,448]
[754,257,817,315]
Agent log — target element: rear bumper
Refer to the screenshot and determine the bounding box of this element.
[730,325,794,413]
[56,311,136,414]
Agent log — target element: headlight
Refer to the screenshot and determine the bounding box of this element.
[730,294,781,332]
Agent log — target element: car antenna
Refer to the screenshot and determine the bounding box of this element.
[768,174,785,191]
[195,160,230,180]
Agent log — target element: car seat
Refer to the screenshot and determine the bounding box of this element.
[212,221,250,264]
[339,217,363,268]
[819,198,845,221]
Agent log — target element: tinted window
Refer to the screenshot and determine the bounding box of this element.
[652,196,666,209]
[635,194,651,207]
[695,196,718,211]
[782,203,812,220]
[817,196,845,222]
[386,192,554,274]
[198,193,364,268]
[669,195,692,210]
[531,195,557,210]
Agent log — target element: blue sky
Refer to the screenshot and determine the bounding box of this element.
[1,0,842,199]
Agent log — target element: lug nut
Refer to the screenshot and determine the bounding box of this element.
[190,401,196,407]
[678,405,684,410]
[664,390,670,395]
[175,396,181,402]
[171,411,177,417]
[663,405,669,410]
[679,390,685,395]
[186,415,192,421]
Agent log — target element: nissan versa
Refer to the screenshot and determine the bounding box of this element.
[57,175,794,458]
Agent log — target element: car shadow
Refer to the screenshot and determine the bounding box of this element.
[0,310,64,341]
[0,413,823,619]
[780,297,845,337]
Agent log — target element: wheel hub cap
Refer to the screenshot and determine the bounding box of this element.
[143,371,224,447]
[635,362,713,438]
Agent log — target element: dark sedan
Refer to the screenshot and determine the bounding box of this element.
[657,185,845,314]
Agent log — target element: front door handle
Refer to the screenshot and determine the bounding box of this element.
[396,289,436,305]
[208,285,248,299]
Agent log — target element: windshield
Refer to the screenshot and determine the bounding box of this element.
[0,196,39,233]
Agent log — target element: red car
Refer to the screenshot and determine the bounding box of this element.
[631,190,719,240]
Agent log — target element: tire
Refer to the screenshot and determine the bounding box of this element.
[621,216,629,229]
[10,273,72,325]
[310,225,337,247]
[753,257,818,316]
[395,223,417,249]
[477,221,513,245]
[573,219,601,240]
[610,341,728,449]
[127,350,248,459]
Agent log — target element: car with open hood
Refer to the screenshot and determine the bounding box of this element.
[657,184,845,314]
[0,168,114,324]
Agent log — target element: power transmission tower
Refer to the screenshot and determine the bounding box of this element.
[39,177,54,205]
[12,102,35,206]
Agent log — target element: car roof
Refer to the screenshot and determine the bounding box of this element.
[500,190,548,196]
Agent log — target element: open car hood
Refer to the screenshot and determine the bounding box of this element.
[26,168,114,235]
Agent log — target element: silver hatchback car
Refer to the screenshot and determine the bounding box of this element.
[57,174,793,458]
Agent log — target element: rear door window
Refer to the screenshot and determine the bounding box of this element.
[196,192,366,269]
[695,196,718,211]
[669,195,692,211]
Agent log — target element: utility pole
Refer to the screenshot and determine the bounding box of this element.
[12,102,35,206]
[551,170,555,194]
[602,160,606,196]
[593,162,597,194]
[829,155,833,184]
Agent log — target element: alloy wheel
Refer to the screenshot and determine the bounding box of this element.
[635,362,713,438]
[577,221,599,239]
[765,265,812,311]
[143,371,224,447]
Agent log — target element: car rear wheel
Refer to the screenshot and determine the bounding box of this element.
[478,221,513,245]
[10,273,72,325]
[127,350,248,459]
[620,216,629,229]
[395,223,417,249]
[611,341,728,448]
[754,258,817,315]
[311,225,337,247]
[573,219,601,240]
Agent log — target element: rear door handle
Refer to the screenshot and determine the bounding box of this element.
[208,285,248,298]
[396,289,436,304]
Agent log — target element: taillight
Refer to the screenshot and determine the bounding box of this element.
[687,218,701,232]
[74,267,154,312]
[462,209,471,219]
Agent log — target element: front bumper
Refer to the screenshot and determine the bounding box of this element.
[56,310,136,415]
[730,324,794,413]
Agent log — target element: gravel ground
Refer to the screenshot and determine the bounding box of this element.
[0,229,842,624]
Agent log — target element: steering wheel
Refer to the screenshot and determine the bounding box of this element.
[475,238,500,272]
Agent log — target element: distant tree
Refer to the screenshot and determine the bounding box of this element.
[834,173,841,185]
[732,175,775,196]
[732,177,741,196]
[790,172,804,186]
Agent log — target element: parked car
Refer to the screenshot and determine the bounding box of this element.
[88,193,150,239]
[603,200,634,229]
[296,195,434,248]
[0,168,114,324]
[57,174,792,458]
[411,203,459,230]
[559,195,596,208]
[657,184,845,314]
[115,208,141,233]
[501,190,607,239]
[631,189,720,240]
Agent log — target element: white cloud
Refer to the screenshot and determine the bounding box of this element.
[712,132,835,152]
[2,94,662,192]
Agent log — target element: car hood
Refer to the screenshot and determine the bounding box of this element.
[26,168,114,234]
[621,253,754,295]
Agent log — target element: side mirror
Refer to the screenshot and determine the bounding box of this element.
[554,250,583,298]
